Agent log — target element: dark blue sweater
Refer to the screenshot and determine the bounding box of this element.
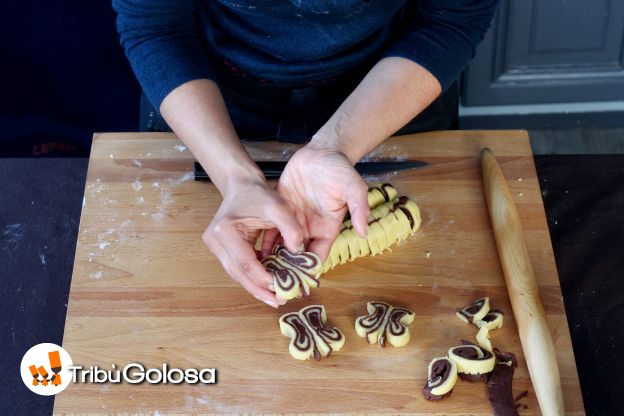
[113,0,498,110]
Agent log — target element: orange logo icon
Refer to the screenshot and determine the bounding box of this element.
[28,351,63,387]
[21,343,73,395]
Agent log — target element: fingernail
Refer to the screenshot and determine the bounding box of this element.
[268,283,275,291]
[254,295,278,308]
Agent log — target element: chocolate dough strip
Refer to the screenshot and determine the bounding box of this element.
[488,364,519,416]
[423,357,458,401]
[494,348,518,368]
[355,301,415,348]
[456,297,490,324]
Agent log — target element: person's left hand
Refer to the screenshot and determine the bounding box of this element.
[261,145,370,261]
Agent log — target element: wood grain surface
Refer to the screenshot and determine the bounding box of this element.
[54,131,584,415]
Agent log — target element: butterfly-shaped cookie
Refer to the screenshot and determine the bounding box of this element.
[279,305,345,360]
[262,246,322,302]
[355,301,415,347]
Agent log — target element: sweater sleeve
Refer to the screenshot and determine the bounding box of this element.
[112,0,216,110]
[382,0,498,92]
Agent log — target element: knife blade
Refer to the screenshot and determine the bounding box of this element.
[194,160,429,181]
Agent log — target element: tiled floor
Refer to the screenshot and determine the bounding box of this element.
[529,128,624,155]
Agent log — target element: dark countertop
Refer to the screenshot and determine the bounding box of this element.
[1,155,622,415]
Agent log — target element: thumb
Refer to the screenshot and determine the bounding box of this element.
[269,203,306,253]
[346,177,370,238]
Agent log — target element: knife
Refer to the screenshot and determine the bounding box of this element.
[194,160,429,181]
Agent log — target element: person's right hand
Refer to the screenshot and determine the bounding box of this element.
[202,175,305,308]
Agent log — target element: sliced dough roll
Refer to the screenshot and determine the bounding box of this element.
[323,193,421,272]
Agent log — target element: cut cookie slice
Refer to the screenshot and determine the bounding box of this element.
[476,309,504,330]
[456,297,490,324]
[279,305,344,361]
[355,301,415,348]
[422,357,458,400]
[448,344,496,382]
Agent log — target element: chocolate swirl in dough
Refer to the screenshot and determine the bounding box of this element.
[262,246,322,302]
[448,344,496,382]
[456,297,490,324]
[422,357,458,401]
[367,183,398,209]
[476,309,504,330]
[263,183,420,300]
[279,305,345,360]
[355,301,415,348]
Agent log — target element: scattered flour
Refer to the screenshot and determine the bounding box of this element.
[90,271,102,279]
[174,144,187,152]
[168,172,194,186]
[151,212,166,221]
[132,178,142,192]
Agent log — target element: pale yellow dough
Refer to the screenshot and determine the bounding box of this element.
[426,357,458,396]
[448,344,496,375]
[261,246,322,302]
[355,301,415,348]
[279,305,345,361]
[323,184,422,272]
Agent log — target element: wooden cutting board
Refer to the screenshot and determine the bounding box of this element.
[54,131,584,414]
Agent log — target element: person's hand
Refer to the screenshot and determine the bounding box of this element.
[264,145,370,261]
[202,175,304,308]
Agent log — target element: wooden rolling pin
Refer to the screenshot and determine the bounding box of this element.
[481,148,565,416]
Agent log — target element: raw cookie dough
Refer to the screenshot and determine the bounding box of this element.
[487,351,519,416]
[448,343,496,381]
[355,301,415,347]
[474,309,504,352]
[279,305,345,361]
[262,245,322,302]
[476,324,493,352]
[456,297,490,324]
[476,309,504,330]
[422,357,458,401]
[367,183,398,209]
[493,348,518,368]
[323,191,422,272]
